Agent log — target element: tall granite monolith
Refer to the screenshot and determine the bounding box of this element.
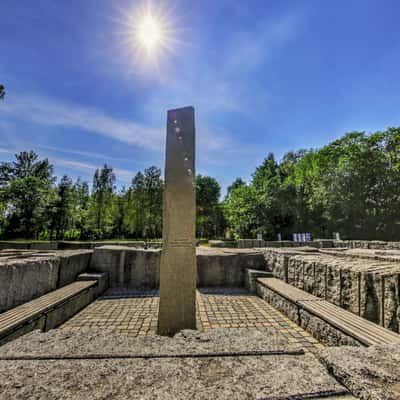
[157,106,197,335]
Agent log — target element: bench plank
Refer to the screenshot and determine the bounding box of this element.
[0,281,96,335]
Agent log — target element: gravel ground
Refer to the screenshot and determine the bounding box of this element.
[0,328,296,356]
[318,344,400,400]
[0,329,351,400]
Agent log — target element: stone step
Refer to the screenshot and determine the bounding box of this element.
[244,268,272,293]
[257,277,400,347]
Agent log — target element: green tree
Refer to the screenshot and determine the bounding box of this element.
[0,151,54,239]
[123,166,163,239]
[226,177,246,198]
[70,179,90,240]
[124,172,145,238]
[223,184,258,239]
[89,164,116,238]
[196,175,222,238]
[49,175,73,239]
[0,84,5,100]
[111,188,126,239]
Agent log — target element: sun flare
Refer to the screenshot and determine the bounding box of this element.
[136,14,164,52]
[117,1,180,71]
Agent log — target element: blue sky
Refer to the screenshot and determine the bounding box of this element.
[1,0,400,194]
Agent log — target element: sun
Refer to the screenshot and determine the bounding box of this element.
[136,13,164,53]
[116,1,180,72]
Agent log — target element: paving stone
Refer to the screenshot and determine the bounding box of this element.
[60,287,321,351]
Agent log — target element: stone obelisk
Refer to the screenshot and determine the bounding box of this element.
[157,106,197,336]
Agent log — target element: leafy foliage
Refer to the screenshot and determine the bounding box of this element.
[0,151,54,239]
[1,128,400,241]
[224,128,400,240]
[196,175,223,238]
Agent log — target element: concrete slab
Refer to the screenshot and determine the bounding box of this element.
[0,329,348,400]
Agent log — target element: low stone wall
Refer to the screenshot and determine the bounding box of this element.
[0,255,59,313]
[334,240,400,250]
[90,246,266,289]
[91,246,161,288]
[58,251,93,287]
[0,250,92,313]
[263,247,400,333]
[197,248,265,286]
[237,239,400,250]
[208,240,237,248]
[0,241,149,251]
[237,239,334,249]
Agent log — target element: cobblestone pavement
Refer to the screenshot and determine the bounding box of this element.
[60,288,322,351]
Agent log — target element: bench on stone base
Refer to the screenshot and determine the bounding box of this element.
[0,272,108,346]
[257,277,400,347]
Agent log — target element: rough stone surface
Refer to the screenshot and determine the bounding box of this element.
[125,248,161,288]
[0,255,59,313]
[0,328,295,355]
[0,250,94,313]
[57,250,92,287]
[244,268,272,293]
[334,240,400,250]
[208,240,237,248]
[0,241,149,251]
[262,247,400,332]
[0,329,347,400]
[257,281,301,324]
[197,247,265,287]
[256,279,387,347]
[298,309,362,347]
[318,344,400,400]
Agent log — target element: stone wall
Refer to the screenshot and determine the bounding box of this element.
[0,250,92,313]
[57,251,93,287]
[237,239,334,249]
[208,240,237,248]
[0,241,150,251]
[236,239,400,250]
[197,248,265,286]
[334,240,400,250]
[91,246,161,288]
[263,247,400,333]
[90,246,266,289]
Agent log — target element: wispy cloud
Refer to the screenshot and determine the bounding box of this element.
[0,93,164,151]
[35,144,145,165]
[0,147,14,156]
[0,92,235,157]
[51,156,135,184]
[0,146,135,184]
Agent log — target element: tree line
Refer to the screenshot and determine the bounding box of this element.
[224,127,400,241]
[0,127,399,241]
[0,151,223,240]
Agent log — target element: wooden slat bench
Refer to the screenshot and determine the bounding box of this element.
[257,277,400,347]
[0,280,97,346]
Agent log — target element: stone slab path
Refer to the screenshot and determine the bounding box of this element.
[60,287,322,351]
